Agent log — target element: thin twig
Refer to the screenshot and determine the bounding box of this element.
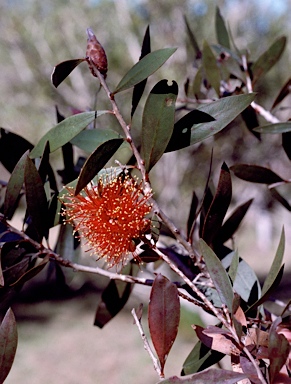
[242,54,280,124]
[131,308,163,379]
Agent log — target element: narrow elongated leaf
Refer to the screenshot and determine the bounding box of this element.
[141,80,178,171]
[215,7,230,49]
[192,67,203,97]
[157,368,247,384]
[148,274,180,376]
[269,318,290,384]
[51,58,86,88]
[4,150,29,219]
[215,198,253,245]
[262,228,285,296]
[114,48,177,94]
[10,255,49,287]
[272,78,291,109]
[241,105,260,139]
[0,128,33,173]
[30,111,108,158]
[75,138,123,195]
[166,110,215,152]
[228,249,239,283]
[94,263,138,328]
[70,129,122,153]
[202,40,220,96]
[184,16,201,60]
[182,340,224,375]
[199,239,233,312]
[270,188,291,211]
[202,163,232,245]
[230,164,284,184]
[254,122,291,134]
[187,191,198,239]
[222,252,261,305]
[24,157,49,241]
[0,308,18,383]
[131,26,151,117]
[252,36,287,86]
[169,94,255,151]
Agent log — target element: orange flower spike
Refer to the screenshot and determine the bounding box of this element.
[63,173,152,268]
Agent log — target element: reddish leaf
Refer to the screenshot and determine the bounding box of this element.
[270,188,291,211]
[0,308,18,383]
[148,274,180,376]
[230,164,284,184]
[193,325,240,356]
[157,368,247,383]
[51,58,86,88]
[269,319,290,384]
[272,78,291,109]
[202,162,232,246]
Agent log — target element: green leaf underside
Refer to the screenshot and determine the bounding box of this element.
[148,274,180,375]
[230,164,284,184]
[254,122,291,134]
[51,58,86,88]
[262,228,285,296]
[222,252,261,304]
[70,129,122,153]
[166,94,255,152]
[0,308,18,383]
[252,36,287,86]
[75,138,124,195]
[4,150,29,219]
[30,111,108,158]
[202,40,221,96]
[199,239,233,312]
[141,79,178,171]
[215,7,230,49]
[156,368,247,384]
[113,48,177,94]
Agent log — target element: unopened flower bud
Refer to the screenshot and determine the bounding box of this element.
[86,28,108,78]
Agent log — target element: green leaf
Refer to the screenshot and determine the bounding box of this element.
[9,255,49,287]
[113,48,177,94]
[202,40,220,96]
[254,122,291,134]
[166,110,215,152]
[4,150,29,219]
[215,7,230,49]
[168,94,255,151]
[252,36,287,86]
[30,111,108,158]
[141,79,178,171]
[199,239,233,312]
[184,16,201,60]
[215,199,253,245]
[228,249,239,283]
[0,308,18,383]
[192,67,203,97]
[202,163,232,246]
[131,25,151,117]
[262,228,285,296]
[51,58,86,88]
[148,274,180,376]
[272,78,291,109]
[75,138,123,195]
[182,340,224,375]
[230,164,284,184]
[157,368,247,384]
[24,157,49,241]
[222,252,261,305]
[70,129,122,153]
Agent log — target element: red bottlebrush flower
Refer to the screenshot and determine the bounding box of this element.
[62,172,152,268]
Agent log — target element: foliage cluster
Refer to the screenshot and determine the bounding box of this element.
[0,6,291,384]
